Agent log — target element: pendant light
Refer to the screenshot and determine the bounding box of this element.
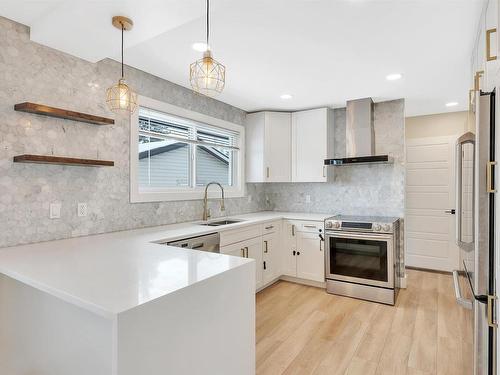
[190,0,226,96]
[106,16,138,114]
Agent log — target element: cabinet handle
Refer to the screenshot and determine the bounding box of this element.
[266,167,270,178]
[241,248,245,257]
[263,261,267,270]
[474,70,484,92]
[293,250,296,256]
[297,251,300,256]
[291,224,295,236]
[319,240,322,252]
[322,165,326,178]
[304,224,317,229]
[245,247,249,258]
[487,161,497,193]
[487,28,497,61]
[265,225,274,230]
[264,240,268,253]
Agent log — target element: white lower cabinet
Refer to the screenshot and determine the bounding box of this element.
[282,220,325,283]
[262,231,281,284]
[296,231,325,282]
[220,219,324,291]
[221,236,263,289]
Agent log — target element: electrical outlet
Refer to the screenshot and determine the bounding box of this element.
[305,195,311,204]
[49,203,61,219]
[77,203,88,217]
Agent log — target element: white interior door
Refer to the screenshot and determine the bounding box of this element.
[405,136,459,271]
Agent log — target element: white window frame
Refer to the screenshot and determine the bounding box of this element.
[130,96,245,203]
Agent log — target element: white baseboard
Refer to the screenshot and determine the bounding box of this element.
[279,275,326,289]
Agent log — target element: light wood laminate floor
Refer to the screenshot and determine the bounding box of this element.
[256,269,473,375]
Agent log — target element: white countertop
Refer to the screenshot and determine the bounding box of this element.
[0,211,329,319]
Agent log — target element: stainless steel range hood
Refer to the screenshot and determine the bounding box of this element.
[324,98,392,166]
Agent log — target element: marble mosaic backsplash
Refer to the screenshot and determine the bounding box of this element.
[0,17,267,248]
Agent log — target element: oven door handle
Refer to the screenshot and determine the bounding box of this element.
[324,231,393,240]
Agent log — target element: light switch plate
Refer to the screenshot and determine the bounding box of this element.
[49,203,61,219]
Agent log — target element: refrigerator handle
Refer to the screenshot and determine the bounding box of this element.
[452,270,473,309]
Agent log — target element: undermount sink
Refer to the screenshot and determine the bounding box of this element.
[199,219,243,226]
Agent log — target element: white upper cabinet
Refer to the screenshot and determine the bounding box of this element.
[291,108,333,182]
[245,112,291,182]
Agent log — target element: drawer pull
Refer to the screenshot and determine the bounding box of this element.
[265,225,274,230]
[303,225,317,229]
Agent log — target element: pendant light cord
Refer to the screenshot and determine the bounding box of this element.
[206,0,210,46]
[121,24,124,78]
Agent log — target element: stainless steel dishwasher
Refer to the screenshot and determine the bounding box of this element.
[166,232,220,253]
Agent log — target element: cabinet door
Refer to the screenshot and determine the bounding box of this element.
[262,231,281,284]
[291,108,328,182]
[264,112,292,182]
[296,231,325,282]
[243,236,264,289]
[282,221,297,277]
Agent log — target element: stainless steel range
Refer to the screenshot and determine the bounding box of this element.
[324,215,401,305]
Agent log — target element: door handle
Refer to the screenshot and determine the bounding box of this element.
[445,209,456,214]
[452,270,473,309]
[487,161,497,193]
[488,295,497,328]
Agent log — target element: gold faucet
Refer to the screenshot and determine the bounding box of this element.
[203,182,225,221]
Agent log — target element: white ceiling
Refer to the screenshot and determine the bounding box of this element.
[0,0,485,116]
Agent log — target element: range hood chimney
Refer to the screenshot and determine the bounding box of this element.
[324,98,392,166]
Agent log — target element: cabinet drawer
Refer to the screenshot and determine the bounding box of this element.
[289,220,324,233]
[220,225,262,247]
[262,220,281,235]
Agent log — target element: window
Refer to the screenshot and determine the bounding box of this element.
[130,96,244,202]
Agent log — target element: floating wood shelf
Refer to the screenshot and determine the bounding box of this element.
[13,155,114,167]
[14,102,114,126]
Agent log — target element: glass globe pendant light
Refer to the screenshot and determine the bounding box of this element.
[106,16,138,114]
[190,0,226,96]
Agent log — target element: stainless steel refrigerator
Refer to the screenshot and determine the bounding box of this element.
[454,90,497,375]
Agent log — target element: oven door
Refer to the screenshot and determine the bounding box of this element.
[325,231,394,289]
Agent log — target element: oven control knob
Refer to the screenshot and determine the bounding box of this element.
[325,221,333,229]
[332,221,340,229]
[373,224,381,231]
[383,224,391,232]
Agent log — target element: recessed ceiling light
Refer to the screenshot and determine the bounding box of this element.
[192,42,209,52]
[386,73,402,81]
[446,102,459,107]
[280,94,293,100]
